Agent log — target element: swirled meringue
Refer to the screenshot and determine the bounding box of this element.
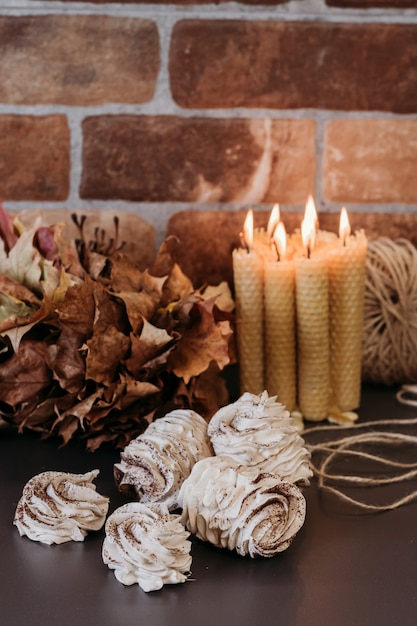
[208,391,312,485]
[178,456,306,558]
[102,502,192,592]
[114,408,213,511]
[14,470,109,545]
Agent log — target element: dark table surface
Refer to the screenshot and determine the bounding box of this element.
[1,384,417,626]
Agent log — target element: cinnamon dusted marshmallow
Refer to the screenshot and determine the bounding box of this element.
[178,456,306,558]
[102,502,192,592]
[208,391,312,485]
[14,470,109,545]
[180,456,306,557]
[114,408,213,511]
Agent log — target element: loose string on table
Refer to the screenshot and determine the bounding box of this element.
[396,383,417,407]
[303,408,417,513]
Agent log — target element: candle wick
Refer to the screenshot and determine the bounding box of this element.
[307,246,311,259]
[273,240,280,262]
[239,231,250,253]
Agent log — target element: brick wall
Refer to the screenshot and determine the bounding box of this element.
[1,1,416,245]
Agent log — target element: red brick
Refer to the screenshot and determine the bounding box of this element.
[0,15,159,106]
[80,115,315,203]
[327,1,417,6]
[36,0,290,3]
[0,115,69,201]
[323,119,417,204]
[170,20,417,113]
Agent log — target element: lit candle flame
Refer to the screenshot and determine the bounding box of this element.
[339,207,351,245]
[241,209,254,251]
[273,222,287,261]
[267,203,280,238]
[301,195,317,257]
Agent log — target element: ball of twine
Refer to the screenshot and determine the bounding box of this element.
[362,237,417,386]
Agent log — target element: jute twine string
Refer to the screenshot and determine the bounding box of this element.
[362,238,417,385]
[396,384,417,407]
[303,416,417,512]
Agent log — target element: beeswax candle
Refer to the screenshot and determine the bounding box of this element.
[295,198,330,421]
[264,223,297,412]
[328,208,368,411]
[232,210,265,394]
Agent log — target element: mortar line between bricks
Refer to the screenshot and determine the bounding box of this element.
[0,6,417,24]
[65,110,86,208]
[1,106,417,121]
[314,115,326,211]
[151,15,177,114]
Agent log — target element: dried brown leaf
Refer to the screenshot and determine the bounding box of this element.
[0,273,41,306]
[151,235,179,277]
[171,294,198,326]
[49,222,84,278]
[85,324,130,384]
[126,339,177,379]
[188,363,230,419]
[49,330,86,394]
[141,270,166,296]
[107,251,144,292]
[56,416,81,446]
[172,362,230,420]
[0,340,51,408]
[161,263,194,306]
[55,278,95,337]
[115,291,160,334]
[116,373,160,409]
[85,432,118,452]
[197,281,235,313]
[52,389,105,445]
[124,319,173,376]
[19,396,61,431]
[0,202,18,251]
[55,388,104,423]
[92,281,127,334]
[169,299,232,384]
[85,251,108,279]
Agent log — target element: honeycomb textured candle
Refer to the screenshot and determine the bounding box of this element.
[295,255,330,421]
[264,259,297,412]
[328,232,368,411]
[232,248,264,394]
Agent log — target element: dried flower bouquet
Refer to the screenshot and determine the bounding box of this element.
[0,205,234,450]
